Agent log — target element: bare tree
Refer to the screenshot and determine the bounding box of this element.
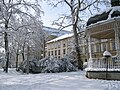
[47,0,110,70]
[28,18,45,60]
[0,0,42,72]
[8,15,44,70]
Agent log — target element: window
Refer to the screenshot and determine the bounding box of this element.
[58,50,60,55]
[55,50,57,55]
[63,43,66,47]
[63,49,66,54]
[58,56,61,59]
[96,44,100,52]
[112,41,116,50]
[103,43,107,51]
[51,51,53,55]
[48,51,50,56]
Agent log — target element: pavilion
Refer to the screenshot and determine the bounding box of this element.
[85,0,120,80]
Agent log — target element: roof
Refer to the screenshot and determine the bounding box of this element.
[46,31,85,44]
[87,6,120,26]
[46,33,73,44]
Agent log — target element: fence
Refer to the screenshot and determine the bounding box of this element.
[87,56,120,71]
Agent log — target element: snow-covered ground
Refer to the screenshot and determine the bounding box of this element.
[0,69,120,90]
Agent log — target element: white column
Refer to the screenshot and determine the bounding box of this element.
[98,39,102,57]
[88,35,92,59]
[114,20,120,56]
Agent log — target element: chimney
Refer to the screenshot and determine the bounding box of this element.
[111,0,120,7]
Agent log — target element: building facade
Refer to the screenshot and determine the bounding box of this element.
[46,33,74,59]
[46,32,117,63]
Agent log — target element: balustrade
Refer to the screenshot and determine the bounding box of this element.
[87,56,120,71]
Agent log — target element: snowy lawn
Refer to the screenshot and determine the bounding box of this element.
[0,69,120,90]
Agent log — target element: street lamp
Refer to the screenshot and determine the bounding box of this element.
[103,51,112,80]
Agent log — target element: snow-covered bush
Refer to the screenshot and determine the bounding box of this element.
[38,57,61,73]
[19,51,78,73]
[63,51,78,66]
[18,59,29,73]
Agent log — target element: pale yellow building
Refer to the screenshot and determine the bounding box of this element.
[46,31,89,62]
[46,33,74,59]
[46,31,117,63]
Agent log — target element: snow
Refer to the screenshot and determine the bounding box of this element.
[87,6,120,27]
[0,68,120,90]
[108,6,120,20]
[47,33,73,43]
[103,51,112,57]
[19,52,77,73]
[91,6,120,19]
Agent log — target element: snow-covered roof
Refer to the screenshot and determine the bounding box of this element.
[47,33,73,43]
[87,6,120,26]
[43,26,71,36]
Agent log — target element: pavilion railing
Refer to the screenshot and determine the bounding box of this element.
[87,56,120,71]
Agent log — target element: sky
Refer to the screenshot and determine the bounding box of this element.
[40,1,110,31]
[41,1,70,29]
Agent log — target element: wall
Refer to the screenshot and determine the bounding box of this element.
[86,71,120,80]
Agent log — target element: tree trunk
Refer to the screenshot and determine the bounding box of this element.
[73,25,83,70]
[71,0,83,70]
[16,49,19,70]
[26,46,30,74]
[43,39,46,58]
[22,46,25,61]
[22,52,25,61]
[4,32,9,73]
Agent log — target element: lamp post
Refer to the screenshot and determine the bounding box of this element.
[103,51,112,80]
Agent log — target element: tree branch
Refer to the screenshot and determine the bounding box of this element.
[64,0,72,9]
[79,0,98,11]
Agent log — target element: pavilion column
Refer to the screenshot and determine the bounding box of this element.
[98,39,102,57]
[88,35,92,59]
[114,20,120,57]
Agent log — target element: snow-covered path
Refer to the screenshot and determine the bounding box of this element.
[0,69,120,90]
